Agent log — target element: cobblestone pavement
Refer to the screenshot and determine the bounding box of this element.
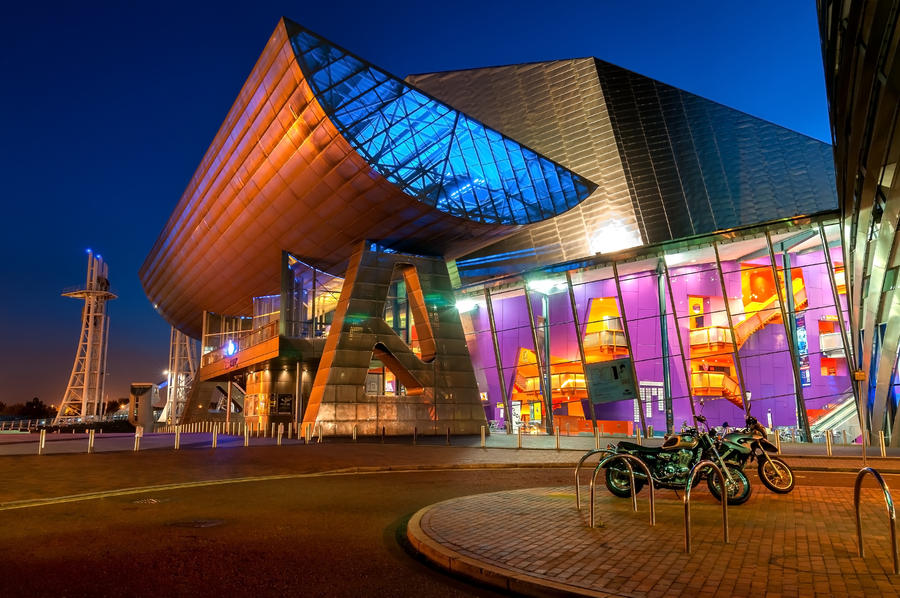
[408,485,900,597]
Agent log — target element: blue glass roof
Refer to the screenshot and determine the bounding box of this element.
[287,25,595,225]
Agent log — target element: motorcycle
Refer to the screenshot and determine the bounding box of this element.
[604,415,752,505]
[715,415,795,494]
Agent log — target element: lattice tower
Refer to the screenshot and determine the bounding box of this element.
[159,327,198,424]
[55,251,116,424]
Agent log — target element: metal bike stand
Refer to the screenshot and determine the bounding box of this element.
[854,467,899,574]
[684,459,729,554]
[589,454,656,528]
[574,448,616,510]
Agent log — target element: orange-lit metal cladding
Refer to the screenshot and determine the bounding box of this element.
[140,19,533,338]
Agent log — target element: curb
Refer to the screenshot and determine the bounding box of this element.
[406,501,623,598]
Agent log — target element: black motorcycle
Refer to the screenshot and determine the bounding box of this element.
[604,415,752,505]
[715,415,795,494]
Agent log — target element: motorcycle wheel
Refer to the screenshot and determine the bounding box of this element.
[604,466,645,498]
[758,457,795,494]
[706,465,752,505]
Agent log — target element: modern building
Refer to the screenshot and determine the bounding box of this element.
[818,0,900,445]
[142,17,854,441]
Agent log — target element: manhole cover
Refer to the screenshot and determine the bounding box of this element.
[168,519,225,528]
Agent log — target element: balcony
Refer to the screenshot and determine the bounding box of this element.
[819,331,846,357]
[201,320,280,368]
[690,371,743,408]
[583,329,628,359]
[689,326,733,355]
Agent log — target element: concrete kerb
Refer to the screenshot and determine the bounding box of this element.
[406,502,615,598]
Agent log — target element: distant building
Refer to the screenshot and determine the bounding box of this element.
[142,17,850,440]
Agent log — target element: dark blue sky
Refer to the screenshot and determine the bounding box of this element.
[0,1,830,405]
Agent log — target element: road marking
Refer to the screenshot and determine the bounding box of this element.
[0,464,570,511]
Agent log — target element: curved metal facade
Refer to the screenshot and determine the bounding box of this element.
[140,18,595,338]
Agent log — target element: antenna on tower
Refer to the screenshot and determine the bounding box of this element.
[54,250,117,425]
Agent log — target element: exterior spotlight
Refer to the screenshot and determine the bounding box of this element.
[455,298,479,313]
[527,278,565,295]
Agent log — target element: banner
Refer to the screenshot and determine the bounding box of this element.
[585,358,638,404]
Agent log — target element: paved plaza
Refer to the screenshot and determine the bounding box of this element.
[0,432,898,597]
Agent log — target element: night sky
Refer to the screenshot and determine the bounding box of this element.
[0,1,830,407]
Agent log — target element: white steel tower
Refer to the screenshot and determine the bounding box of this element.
[55,251,116,424]
[159,327,198,424]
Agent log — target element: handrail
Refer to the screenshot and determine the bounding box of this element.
[589,454,656,528]
[854,467,899,574]
[574,448,616,510]
[684,459,728,553]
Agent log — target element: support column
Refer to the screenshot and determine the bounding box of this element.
[612,262,647,437]
[712,243,751,418]
[765,231,812,442]
[484,288,513,434]
[565,271,597,432]
[524,286,554,434]
[661,259,697,422]
[656,260,673,434]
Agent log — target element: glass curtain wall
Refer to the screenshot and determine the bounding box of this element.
[458,218,852,439]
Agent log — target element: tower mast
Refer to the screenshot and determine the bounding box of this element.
[54,251,116,424]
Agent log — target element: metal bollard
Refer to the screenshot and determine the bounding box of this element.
[306,423,312,444]
[826,430,833,456]
[352,424,358,442]
[212,424,218,449]
[775,433,782,454]
[243,426,250,447]
[480,425,486,448]
[880,430,887,457]
[277,424,283,446]
[555,426,560,450]
[174,426,181,450]
[317,424,323,443]
[595,425,600,450]
[517,426,523,449]
[446,427,451,446]
[88,429,95,454]
[38,429,46,455]
[134,426,143,452]
[636,427,643,446]
[843,429,848,445]
[271,423,276,438]
[381,426,385,444]
[413,426,417,446]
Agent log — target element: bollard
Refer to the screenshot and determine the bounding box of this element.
[271,423,276,438]
[352,424,358,442]
[446,427,451,446]
[212,424,218,449]
[864,430,870,466]
[174,426,181,450]
[636,427,643,446]
[594,425,600,450]
[826,430,833,456]
[38,429,46,455]
[306,423,312,444]
[88,429,95,454]
[517,426,523,449]
[277,423,284,446]
[133,426,143,452]
[843,429,848,445]
[243,426,250,447]
[555,426,560,450]
[775,433,781,454]
[413,426,417,446]
[381,426,385,444]
[480,425,486,448]
[317,424,324,444]
[880,430,887,457]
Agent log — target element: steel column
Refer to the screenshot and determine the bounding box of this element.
[565,271,597,432]
[765,231,812,442]
[661,259,697,422]
[712,243,751,418]
[484,288,513,434]
[612,262,647,437]
[524,286,554,434]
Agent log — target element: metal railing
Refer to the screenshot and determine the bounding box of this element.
[574,449,615,509]
[683,460,728,554]
[854,467,898,574]
[589,453,655,528]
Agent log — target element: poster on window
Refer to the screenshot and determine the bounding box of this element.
[796,314,811,387]
[585,358,638,404]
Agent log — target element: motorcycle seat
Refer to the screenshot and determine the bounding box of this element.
[617,441,662,454]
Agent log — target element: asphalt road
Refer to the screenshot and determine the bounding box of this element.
[0,446,896,598]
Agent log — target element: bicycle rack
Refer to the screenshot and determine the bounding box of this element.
[684,459,729,554]
[854,467,899,574]
[574,448,616,510]
[589,453,655,528]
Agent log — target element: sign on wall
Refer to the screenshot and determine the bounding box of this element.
[585,358,638,404]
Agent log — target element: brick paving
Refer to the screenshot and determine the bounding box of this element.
[408,484,900,597]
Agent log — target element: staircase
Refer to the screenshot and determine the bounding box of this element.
[809,395,859,438]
